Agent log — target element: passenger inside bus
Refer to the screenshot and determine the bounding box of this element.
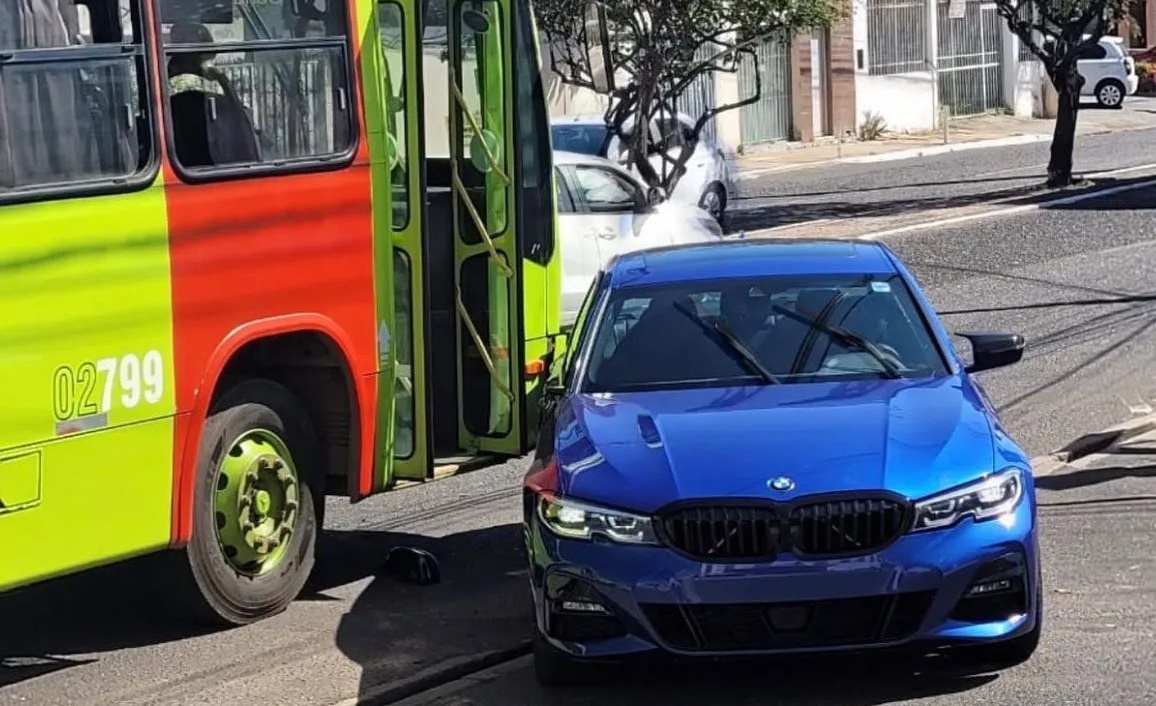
[0,0,141,190]
[166,21,262,168]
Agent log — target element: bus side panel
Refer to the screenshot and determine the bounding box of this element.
[164,167,380,540]
[0,185,177,590]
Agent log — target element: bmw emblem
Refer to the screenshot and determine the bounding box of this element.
[768,476,795,492]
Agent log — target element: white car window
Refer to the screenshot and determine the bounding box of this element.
[1078,43,1108,60]
[573,165,641,213]
[554,167,577,214]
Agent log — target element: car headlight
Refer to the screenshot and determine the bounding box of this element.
[912,468,1025,531]
[537,493,659,545]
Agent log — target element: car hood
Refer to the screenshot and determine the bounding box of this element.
[553,376,997,513]
[631,202,722,243]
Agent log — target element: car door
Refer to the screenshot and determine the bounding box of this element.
[1076,41,1109,95]
[568,162,655,264]
[554,166,601,328]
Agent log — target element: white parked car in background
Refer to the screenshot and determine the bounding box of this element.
[1076,35,1138,108]
[554,150,723,325]
[550,113,736,223]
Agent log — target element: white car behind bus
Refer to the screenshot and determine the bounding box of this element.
[554,150,724,325]
[550,113,735,223]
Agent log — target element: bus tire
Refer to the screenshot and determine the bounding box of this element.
[182,378,322,627]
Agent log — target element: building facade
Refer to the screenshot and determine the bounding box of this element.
[542,17,859,153]
[852,0,1134,134]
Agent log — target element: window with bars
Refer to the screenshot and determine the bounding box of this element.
[866,0,927,75]
[1017,4,1041,61]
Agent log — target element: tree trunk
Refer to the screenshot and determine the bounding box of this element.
[1046,66,1084,187]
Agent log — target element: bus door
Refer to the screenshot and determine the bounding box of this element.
[448,0,525,457]
[371,0,427,484]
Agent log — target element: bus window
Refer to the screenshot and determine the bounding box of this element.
[393,248,415,458]
[379,1,409,229]
[158,0,355,172]
[0,0,150,196]
[453,0,508,238]
[511,0,553,266]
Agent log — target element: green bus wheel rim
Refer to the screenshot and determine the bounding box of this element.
[213,429,301,576]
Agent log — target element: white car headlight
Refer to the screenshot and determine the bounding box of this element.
[912,468,1025,532]
[537,493,659,545]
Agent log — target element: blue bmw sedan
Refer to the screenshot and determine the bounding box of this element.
[523,239,1040,686]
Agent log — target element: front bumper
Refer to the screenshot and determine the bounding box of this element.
[526,498,1040,660]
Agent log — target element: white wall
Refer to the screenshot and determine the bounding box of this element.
[851,0,1027,133]
[850,0,937,132]
[856,72,938,132]
[1014,59,1048,117]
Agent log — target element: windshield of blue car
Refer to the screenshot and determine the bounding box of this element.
[580,274,950,393]
[550,124,610,156]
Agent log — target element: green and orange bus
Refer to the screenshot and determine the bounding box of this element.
[0,0,558,624]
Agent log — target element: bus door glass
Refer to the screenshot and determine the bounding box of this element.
[371,0,426,485]
[450,0,524,456]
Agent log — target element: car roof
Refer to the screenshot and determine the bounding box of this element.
[550,115,608,126]
[604,239,899,289]
[553,150,623,168]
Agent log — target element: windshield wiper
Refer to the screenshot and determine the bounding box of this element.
[772,304,903,379]
[672,301,780,385]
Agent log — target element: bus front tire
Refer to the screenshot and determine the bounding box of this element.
[182,378,323,627]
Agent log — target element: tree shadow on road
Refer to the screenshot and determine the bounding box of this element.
[727,173,1156,233]
[903,259,1156,426]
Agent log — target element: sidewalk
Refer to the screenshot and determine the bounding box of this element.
[734,101,1156,178]
[1034,422,1156,495]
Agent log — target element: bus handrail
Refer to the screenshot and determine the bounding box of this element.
[448,70,511,186]
[450,166,514,278]
[454,286,516,402]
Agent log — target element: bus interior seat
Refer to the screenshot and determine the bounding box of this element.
[169,90,260,168]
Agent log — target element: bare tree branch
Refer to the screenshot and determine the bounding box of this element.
[535,0,846,195]
[993,0,1129,186]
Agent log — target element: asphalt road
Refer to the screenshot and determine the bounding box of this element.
[730,117,1156,234]
[398,436,1156,706]
[3,166,1156,705]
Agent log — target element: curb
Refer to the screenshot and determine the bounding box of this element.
[331,641,532,706]
[734,122,1155,178]
[731,160,1156,241]
[1031,412,1156,476]
[1051,412,1156,463]
[837,133,1049,164]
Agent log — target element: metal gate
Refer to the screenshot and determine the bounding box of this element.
[936,0,1005,116]
[669,43,719,144]
[738,38,793,145]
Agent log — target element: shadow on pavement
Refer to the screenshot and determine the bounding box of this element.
[727,173,1156,233]
[1036,449,1156,492]
[733,174,1035,202]
[0,522,531,699]
[0,550,214,688]
[459,651,1002,706]
[329,523,530,702]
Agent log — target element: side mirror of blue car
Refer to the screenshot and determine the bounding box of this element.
[956,331,1026,374]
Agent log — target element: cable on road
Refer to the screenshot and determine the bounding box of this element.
[938,293,1156,316]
